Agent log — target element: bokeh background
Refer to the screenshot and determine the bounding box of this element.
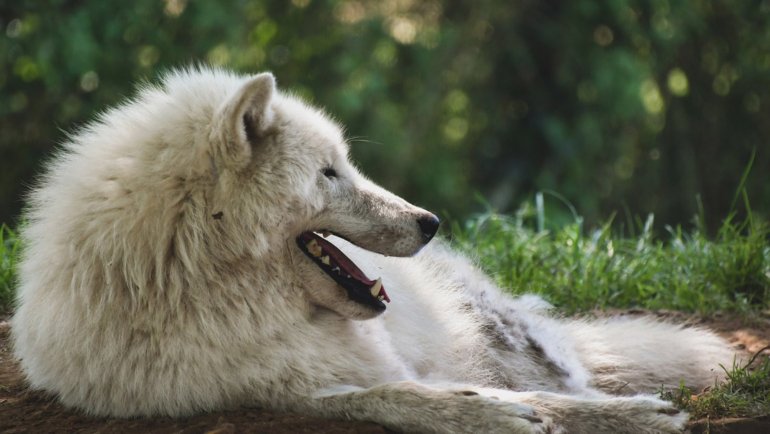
[2,0,769,229]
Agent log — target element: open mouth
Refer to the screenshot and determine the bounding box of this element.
[296,231,391,312]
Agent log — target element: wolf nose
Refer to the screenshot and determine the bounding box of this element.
[417,214,440,243]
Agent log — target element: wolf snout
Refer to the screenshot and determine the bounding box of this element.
[417,214,440,243]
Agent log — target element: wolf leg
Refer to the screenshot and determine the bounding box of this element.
[306,382,551,434]
[307,383,686,434]
[473,388,688,434]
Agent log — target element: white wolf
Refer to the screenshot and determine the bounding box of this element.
[13,68,734,433]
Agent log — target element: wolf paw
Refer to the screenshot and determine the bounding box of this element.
[519,392,687,434]
[613,396,688,434]
[466,398,554,434]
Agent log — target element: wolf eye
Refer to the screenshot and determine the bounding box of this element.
[322,167,337,178]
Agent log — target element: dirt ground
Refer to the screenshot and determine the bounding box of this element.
[2,311,769,434]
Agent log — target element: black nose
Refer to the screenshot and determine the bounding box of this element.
[417,214,440,243]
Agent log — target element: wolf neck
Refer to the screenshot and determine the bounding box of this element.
[77,203,307,330]
[97,247,309,333]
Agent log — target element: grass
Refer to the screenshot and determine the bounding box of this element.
[0,224,20,314]
[450,194,770,315]
[1,194,769,421]
[661,347,770,420]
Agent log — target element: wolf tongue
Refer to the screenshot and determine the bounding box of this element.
[307,234,373,284]
[297,232,390,304]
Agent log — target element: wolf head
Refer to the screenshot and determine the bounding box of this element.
[204,71,439,318]
[69,68,430,321]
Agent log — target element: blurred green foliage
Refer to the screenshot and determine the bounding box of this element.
[1,0,769,228]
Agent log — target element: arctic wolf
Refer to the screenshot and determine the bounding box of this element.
[13,68,734,433]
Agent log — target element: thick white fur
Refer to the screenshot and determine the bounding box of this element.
[12,68,735,433]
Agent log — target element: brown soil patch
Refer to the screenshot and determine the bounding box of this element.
[2,312,769,433]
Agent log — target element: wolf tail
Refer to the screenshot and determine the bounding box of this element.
[566,316,738,394]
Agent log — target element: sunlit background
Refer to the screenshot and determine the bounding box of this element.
[2,0,769,230]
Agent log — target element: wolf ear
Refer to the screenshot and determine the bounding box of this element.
[215,72,276,168]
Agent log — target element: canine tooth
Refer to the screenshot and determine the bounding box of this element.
[331,266,340,274]
[377,295,385,301]
[369,278,382,297]
[320,255,330,265]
